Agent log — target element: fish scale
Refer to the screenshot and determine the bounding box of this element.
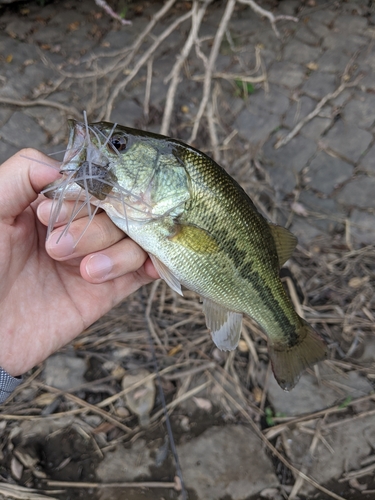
[44,120,328,390]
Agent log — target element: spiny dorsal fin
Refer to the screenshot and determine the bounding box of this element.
[202,298,242,351]
[269,224,298,268]
[148,254,183,296]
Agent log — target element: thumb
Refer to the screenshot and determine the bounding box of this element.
[0,148,61,223]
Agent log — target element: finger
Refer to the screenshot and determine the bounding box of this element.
[46,211,126,260]
[37,199,102,228]
[80,238,154,283]
[0,149,61,223]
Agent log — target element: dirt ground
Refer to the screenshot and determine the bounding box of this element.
[0,0,375,499]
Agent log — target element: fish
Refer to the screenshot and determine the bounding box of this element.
[44,119,328,390]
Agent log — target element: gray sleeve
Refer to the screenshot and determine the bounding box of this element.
[0,366,22,403]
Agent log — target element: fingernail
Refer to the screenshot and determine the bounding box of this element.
[86,254,113,280]
[38,200,68,224]
[47,231,75,257]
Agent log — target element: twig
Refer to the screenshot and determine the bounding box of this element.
[275,74,363,149]
[104,8,193,121]
[0,97,81,119]
[237,0,298,38]
[160,0,211,136]
[189,0,237,143]
[94,0,132,25]
[46,479,176,488]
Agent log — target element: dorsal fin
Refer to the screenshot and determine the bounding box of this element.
[202,298,242,351]
[269,224,298,268]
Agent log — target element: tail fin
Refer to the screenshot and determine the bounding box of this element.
[268,320,328,391]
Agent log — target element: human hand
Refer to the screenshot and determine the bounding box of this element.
[0,149,159,377]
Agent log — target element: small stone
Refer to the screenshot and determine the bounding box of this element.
[283,95,316,129]
[235,108,280,144]
[323,120,372,164]
[295,25,319,46]
[316,48,350,74]
[109,98,143,128]
[268,62,305,89]
[43,354,86,390]
[247,85,290,115]
[322,34,367,54]
[178,426,279,500]
[307,151,354,194]
[335,176,375,209]
[349,209,375,246]
[302,71,337,99]
[283,40,322,65]
[0,140,18,164]
[264,134,317,173]
[333,14,369,35]
[301,116,332,141]
[359,143,375,175]
[343,92,375,129]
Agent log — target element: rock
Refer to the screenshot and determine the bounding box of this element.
[285,412,375,496]
[335,176,375,209]
[307,151,354,194]
[322,120,372,164]
[178,426,279,499]
[96,440,153,482]
[0,112,47,148]
[42,353,86,390]
[267,366,373,417]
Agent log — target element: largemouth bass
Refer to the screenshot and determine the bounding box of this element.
[45,120,327,390]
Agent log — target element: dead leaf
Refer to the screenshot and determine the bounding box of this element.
[193,397,212,412]
[348,276,369,288]
[306,61,318,71]
[68,21,80,31]
[6,54,13,63]
[291,201,308,217]
[11,457,23,480]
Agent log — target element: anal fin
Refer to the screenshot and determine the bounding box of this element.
[202,298,242,351]
[149,254,183,296]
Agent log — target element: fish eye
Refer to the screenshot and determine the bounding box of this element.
[110,135,127,152]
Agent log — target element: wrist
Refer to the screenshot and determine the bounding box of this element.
[0,366,23,403]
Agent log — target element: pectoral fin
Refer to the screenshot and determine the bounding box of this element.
[170,224,219,254]
[202,298,242,351]
[269,224,298,267]
[149,254,183,296]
